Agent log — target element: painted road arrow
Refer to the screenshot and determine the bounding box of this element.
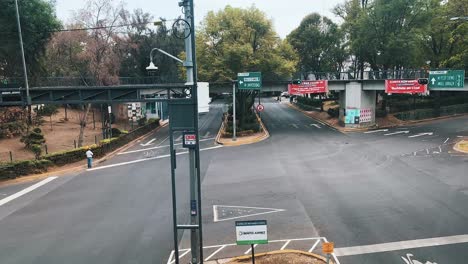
[384,131,409,136]
[364,129,389,134]
[213,205,285,222]
[408,132,434,138]
[140,138,156,146]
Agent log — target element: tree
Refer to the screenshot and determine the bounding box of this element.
[287,13,347,79]
[196,6,297,127]
[36,105,59,130]
[21,127,46,159]
[119,10,185,82]
[0,0,61,80]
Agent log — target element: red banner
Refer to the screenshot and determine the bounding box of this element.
[288,80,328,95]
[385,80,427,94]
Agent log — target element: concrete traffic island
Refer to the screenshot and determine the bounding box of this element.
[216,112,270,146]
[453,139,468,154]
[206,250,332,264]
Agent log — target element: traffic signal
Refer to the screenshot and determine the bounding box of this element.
[292,79,302,84]
[417,78,429,85]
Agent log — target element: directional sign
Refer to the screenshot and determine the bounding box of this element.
[235,220,268,245]
[256,104,264,112]
[238,72,262,90]
[429,70,465,89]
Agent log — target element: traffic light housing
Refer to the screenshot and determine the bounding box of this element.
[292,79,302,84]
[418,78,429,85]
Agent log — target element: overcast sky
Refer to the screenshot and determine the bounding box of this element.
[54,0,344,38]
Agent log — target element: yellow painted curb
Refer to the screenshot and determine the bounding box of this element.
[216,112,270,147]
[229,249,331,263]
[453,139,468,154]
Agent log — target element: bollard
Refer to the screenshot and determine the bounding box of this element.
[9,151,13,162]
[95,135,98,144]
[45,144,48,154]
[74,140,77,149]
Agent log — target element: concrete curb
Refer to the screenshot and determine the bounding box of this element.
[453,139,468,154]
[228,249,329,263]
[216,112,270,147]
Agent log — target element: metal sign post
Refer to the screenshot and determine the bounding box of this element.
[232,81,237,141]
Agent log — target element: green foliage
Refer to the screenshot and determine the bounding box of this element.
[111,128,122,137]
[0,0,61,79]
[21,127,46,149]
[327,107,339,118]
[196,5,298,82]
[375,109,388,118]
[36,105,59,117]
[0,159,52,179]
[296,97,322,107]
[0,121,26,139]
[287,13,347,76]
[147,117,160,124]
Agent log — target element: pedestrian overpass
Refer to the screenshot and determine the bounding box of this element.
[1,71,466,128]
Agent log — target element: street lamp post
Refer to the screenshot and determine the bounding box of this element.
[146,1,202,263]
[14,0,32,123]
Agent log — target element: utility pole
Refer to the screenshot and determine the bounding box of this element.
[14,0,32,124]
[232,81,237,141]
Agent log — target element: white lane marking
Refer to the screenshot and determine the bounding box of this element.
[311,124,321,129]
[205,245,226,261]
[384,131,409,136]
[118,137,216,155]
[203,131,211,138]
[0,177,57,207]
[89,145,223,171]
[170,249,191,264]
[292,124,299,128]
[213,205,286,222]
[175,135,182,141]
[364,129,388,134]
[426,149,430,154]
[444,137,450,144]
[166,250,174,264]
[308,239,321,252]
[439,146,442,153]
[408,132,434,138]
[334,234,468,257]
[140,138,156,147]
[280,240,291,250]
[244,244,257,254]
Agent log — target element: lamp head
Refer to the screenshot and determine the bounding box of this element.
[146,61,158,70]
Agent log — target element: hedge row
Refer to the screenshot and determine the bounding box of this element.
[0,160,52,180]
[394,103,468,121]
[295,102,318,111]
[296,97,322,107]
[0,119,160,180]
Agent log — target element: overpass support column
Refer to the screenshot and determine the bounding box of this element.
[339,82,376,128]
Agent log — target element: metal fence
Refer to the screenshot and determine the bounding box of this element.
[394,103,468,121]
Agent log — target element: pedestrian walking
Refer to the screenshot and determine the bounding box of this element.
[86,148,93,168]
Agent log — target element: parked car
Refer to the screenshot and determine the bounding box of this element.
[281,91,290,98]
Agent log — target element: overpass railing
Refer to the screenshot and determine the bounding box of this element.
[307,69,430,81]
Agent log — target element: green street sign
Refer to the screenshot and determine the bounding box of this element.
[237,72,262,90]
[428,70,465,89]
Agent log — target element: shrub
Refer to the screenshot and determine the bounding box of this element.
[296,96,322,107]
[111,128,122,137]
[376,109,388,118]
[147,117,160,124]
[327,107,339,118]
[21,128,46,148]
[0,159,52,180]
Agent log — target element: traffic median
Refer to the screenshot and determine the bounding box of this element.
[216,112,269,147]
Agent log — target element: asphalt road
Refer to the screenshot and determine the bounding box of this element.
[0,98,467,264]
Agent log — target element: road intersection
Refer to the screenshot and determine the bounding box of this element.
[0,99,466,264]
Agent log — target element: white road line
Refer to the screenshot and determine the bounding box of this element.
[444,137,450,144]
[118,137,216,155]
[213,205,286,222]
[308,239,321,252]
[334,234,468,257]
[205,245,226,261]
[89,145,223,171]
[244,244,257,254]
[166,251,174,264]
[408,132,434,138]
[0,177,57,207]
[426,149,429,154]
[280,240,291,250]
[311,124,321,129]
[203,131,211,138]
[439,146,442,153]
[292,124,299,128]
[175,135,182,141]
[384,131,409,136]
[364,129,388,134]
[140,138,156,146]
[170,249,191,264]
[213,205,219,222]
